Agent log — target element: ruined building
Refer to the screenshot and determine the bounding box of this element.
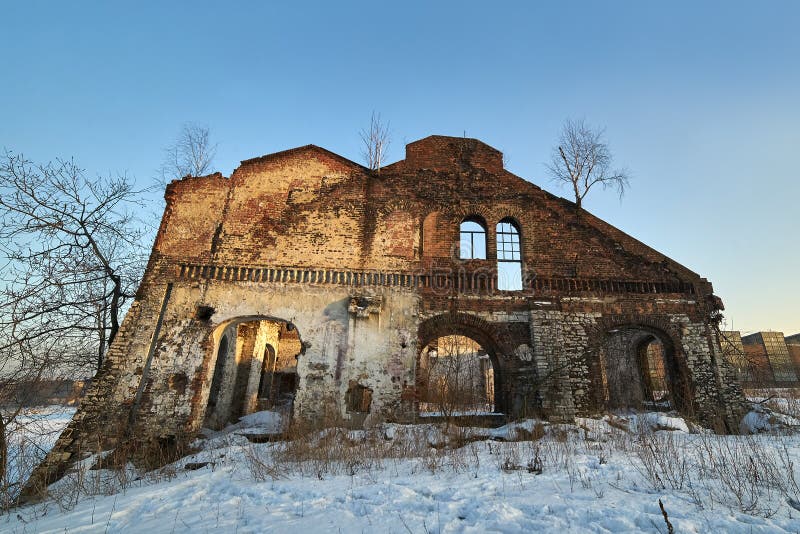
[29,135,748,490]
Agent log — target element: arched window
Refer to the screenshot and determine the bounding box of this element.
[460,218,486,259]
[496,218,522,290]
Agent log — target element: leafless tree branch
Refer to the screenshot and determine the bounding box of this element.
[159,123,217,183]
[360,112,391,172]
[0,151,148,370]
[0,149,150,504]
[546,118,630,210]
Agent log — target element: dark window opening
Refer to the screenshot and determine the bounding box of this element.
[346,383,373,413]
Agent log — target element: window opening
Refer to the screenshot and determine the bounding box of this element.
[346,383,373,413]
[496,219,522,290]
[460,219,486,259]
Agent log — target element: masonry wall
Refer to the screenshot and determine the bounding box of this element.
[23,136,748,499]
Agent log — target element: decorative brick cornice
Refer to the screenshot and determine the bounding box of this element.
[175,262,696,297]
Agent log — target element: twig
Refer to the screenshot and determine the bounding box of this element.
[659,499,674,534]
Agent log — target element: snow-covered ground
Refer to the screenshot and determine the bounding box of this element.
[4,406,76,498]
[4,406,800,533]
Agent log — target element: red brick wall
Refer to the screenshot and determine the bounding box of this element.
[153,137,708,299]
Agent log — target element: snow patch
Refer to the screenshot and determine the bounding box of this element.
[741,405,800,434]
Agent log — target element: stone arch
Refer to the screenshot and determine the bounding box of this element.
[201,315,304,429]
[583,316,694,416]
[417,313,512,413]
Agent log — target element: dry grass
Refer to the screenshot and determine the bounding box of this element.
[239,413,800,518]
[13,407,800,520]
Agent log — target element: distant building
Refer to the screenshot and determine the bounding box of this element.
[786,334,800,379]
[741,331,798,384]
[719,331,752,383]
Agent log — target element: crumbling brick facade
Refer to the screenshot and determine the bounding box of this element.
[26,135,748,494]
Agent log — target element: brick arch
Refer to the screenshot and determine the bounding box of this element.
[495,214,523,231]
[417,312,514,413]
[376,198,422,218]
[484,206,528,229]
[459,213,489,229]
[582,315,695,416]
[421,205,491,260]
[584,314,684,349]
[418,312,516,353]
[449,207,495,263]
[452,204,493,225]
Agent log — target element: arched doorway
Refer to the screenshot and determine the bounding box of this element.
[203,317,302,429]
[416,314,507,416]
[591,325,692,414]
[637,335,670,408]
[417,334,495,416]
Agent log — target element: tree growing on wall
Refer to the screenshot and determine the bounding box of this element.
[159,123,217,183]
[546,118,630,210]
[359,112,391,172]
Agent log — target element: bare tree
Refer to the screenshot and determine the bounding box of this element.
[159,123,217,183]
[0,333,80,505]
[0,151,147,504]
[419,336,493,428]
[0,152,147,372]
[359,112,391,172]
[547,118,630,210]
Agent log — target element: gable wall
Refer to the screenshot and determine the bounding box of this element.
[21,137,748,501]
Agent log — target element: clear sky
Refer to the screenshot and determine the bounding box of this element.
[2,1,798,335]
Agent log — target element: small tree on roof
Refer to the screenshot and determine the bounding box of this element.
[360,112,391,173]
[547,118,630,210]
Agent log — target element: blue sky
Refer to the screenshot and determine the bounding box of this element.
[2,1,798,334]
